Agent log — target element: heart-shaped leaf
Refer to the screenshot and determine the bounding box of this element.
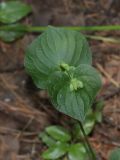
[25,26,92,89]
[42,142,69,159]
[0,1,32,24]
[68,143,88,160]
[45,125,71,142]
[48,64,101,122]
[73,111,96,138]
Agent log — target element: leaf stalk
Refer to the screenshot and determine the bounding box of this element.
[78,121,96,160]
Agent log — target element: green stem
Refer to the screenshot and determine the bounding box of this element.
[1,25,120,32]
[78,121,96,160]
[27,25,120,32]
[1,25,120,43]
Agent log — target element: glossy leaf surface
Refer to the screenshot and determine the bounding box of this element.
[48,64,101,122]
[68,143,88,160]
[42,142,69,159]
[25,26,92,89]
[45,125,71,142]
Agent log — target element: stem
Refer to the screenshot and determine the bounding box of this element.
[0,25,120,43]
[28,25,120,31]
[1,25,120,32]
[78,121,96,160]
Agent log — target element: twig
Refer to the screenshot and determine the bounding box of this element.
[0,75,47,120]
[0,66,24,74]
[96,63,120,88]
[0,126,38,136]
[16,118,34,139]
[0,99,46,125]
[0,74,29,106]
[17,155,31,160]
[103,116,120,129]
[96,130,120,147]
[103,140,120,147]
[86,35,120,43]
[20,138,40,144]
[101,88,120,100]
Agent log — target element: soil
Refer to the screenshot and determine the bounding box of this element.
[0,0,120,160]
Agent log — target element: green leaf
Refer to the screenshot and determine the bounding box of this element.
[39,132,55,147]
[48,64,102,122]
[0,1,32,24]
[68,143,88,160]
[72,110,96,139]
[48,71,69,106]
[45,125,71,142]
[95,100,104,111]
[0,24,25,42]
[24,26,92,89]
[42,142,69,159]
[83,112,95,135]
[109,148,120,160]
[93,100,104,123]
[94,111,102,123]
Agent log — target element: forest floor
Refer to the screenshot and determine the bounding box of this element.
[0,0,120,160]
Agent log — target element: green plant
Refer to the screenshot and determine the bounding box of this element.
[0,1,31,42]
[0,2,119,159]
[39,106,103,160]
[40,125,88,160]
[25,26,102,159]
[109,148,120,160]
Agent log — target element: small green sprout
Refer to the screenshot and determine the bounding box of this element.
[25,26,102,160]
[60,62,70,72]
[70,78,83,91]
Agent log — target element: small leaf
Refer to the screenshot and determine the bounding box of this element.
[45,125,71,142]
[25,26,92,89]
[48,64,102,122]
[94,111,102,123]
[42,142,69,159]
[109,148,120,160]
[94,100,104,123]
[95,100,104,111]
[83,112,95,135]
[39,132,55,147]
[0,24,25,42]
[68,143,88,160]
[0,1,32,24]
[73,111,95,138]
